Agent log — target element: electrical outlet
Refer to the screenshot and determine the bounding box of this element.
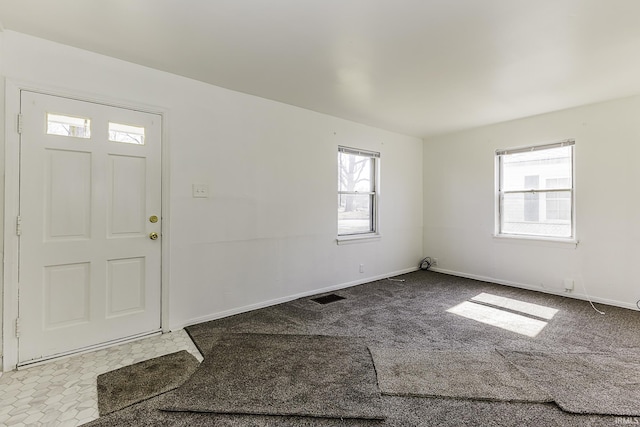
[564,279,574,292]
[192,184,209,198]
[432,258,438,267]
[359,264,364,273]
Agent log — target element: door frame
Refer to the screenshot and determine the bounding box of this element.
[2,79,171,371]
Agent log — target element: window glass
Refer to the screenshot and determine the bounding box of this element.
[546,178,571,221]
[109,122,145,145]
[338,147,379,237]
[498,142,574,239]
[47,113,91,139]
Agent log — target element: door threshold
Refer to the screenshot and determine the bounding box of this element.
[17,329,163,370]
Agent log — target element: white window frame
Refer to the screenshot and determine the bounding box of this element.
[337,146,380,244]
[495,139,576,242]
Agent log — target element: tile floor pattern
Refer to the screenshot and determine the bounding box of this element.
[0,330,203,426]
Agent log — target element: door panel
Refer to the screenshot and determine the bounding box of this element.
[18,91,162,364]
[108,155,146,236]
[106,257,146,318]
[43,262,91,329]
[45,149,92,240]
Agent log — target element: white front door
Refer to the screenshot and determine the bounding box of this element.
[18,91,162,365]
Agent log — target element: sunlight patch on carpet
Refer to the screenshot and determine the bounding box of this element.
[471,293,558,320]
[447,301,548,337]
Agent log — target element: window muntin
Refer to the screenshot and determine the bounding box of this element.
[497,141,574,239]
[338,146,379,236]
[523,175,540,222]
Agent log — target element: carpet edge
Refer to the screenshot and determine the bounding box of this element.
[97,350,200,416]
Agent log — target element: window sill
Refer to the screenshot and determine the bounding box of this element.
[493,233,578,247]
[336,234,382,245]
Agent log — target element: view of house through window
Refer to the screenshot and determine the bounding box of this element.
[338,146,379,236]
[497,141,574,239]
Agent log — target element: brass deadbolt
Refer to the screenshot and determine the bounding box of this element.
[149,215,159,223]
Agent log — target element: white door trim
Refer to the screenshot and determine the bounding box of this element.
[2,79,171,371]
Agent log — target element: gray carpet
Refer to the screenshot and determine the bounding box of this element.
[86,271,640,426]
[161,333,385,420]
[499,349,640,416]
[371,348,552,403]
[97,350,200,415]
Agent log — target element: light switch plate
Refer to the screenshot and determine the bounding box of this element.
[192,184,209,198]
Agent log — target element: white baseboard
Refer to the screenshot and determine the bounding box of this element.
[170,266,420,331]
[430,267,638,312]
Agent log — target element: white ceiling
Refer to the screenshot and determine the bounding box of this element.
[1,0,640,138]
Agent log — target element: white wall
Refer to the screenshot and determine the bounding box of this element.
[1,31,423,341]
[0,30,5,366]
[424,95,640,309]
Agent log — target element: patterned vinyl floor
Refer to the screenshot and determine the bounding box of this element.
[0,330,203,426]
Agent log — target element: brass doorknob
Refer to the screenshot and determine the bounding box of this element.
[149,232,159,240]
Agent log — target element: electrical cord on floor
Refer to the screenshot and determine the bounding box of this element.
[637,300,640,311]
[587,299,605,315]
[573,243,605,315]
[420,257,432,270]
[579,277,605,315]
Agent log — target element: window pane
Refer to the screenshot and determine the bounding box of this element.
[524,175,539,190]
[502,146,571,191]
[47,113,91,138]
[545,177,570,190]
[109,122,145,145]
[502,192,571,238]
[338,193,373,235]
[546,190,571,220]
[338,152,373,193]
[524,192,539,222]
[499,143,573,239]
